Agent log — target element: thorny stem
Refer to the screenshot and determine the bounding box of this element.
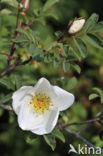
[0,0,31,77]
[9,4,21,58]
[10,0,30,57]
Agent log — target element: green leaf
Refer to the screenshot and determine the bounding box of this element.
[67,77,78,90]
[52,127,65,143]
[0,9,12,16]
[46,41,57,51]
[66,56,76,61]
[0,78,15,90]
[33,54,43,62]
[43,0,59,12]
[33,9,40,17]
[44,54,52,63]
[15,35,28,43]
[93,87,103,103]
[71,64,81,74]
[92,21,103,32]
[64,45,69,57]
[89,93,99,100]
[42,12,58,20]
[85,34,103,49]
[26,134,38,145]
[28,44,36,53]
[29,44,43,58]
[31,18,46,25]
[34,49,44,58]
[93,88,102,95]
[43,134,56,151]
[84,13,99,32]
[32,46,44,61]
[46,42,65,56]
[101,96,103,104]
[0,94,12,103]
[55,31,62,38]
[15,75,22,89]
[1,0,18,9]
[69,47,81,61]
[74,38,87,58]
[63,61,70,72]
[16,28,31,41]
[53,59,59,67]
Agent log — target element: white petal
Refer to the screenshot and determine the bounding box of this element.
[12,86,33,114]
[52,86,74,111]
[32,109,59,135]
[18,101,59,135]
[34,77,56,98]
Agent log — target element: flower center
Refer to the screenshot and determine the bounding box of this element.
[30,93,52,114]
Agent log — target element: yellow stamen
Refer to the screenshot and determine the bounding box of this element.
[30,93,53,114]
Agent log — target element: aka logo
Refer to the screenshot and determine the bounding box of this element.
[68,144,77,154]
[68,144,102,155]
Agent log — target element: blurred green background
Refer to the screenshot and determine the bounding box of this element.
[0,0,103,156]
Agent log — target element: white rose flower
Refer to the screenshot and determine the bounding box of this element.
[68,19,85,34]
[12,78,74,135]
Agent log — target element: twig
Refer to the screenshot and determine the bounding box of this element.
[1,51,19,61]
[57,21,74,42]
[57,29,67,42]
[78,108,103,135]
[77,125,88,135]
[60,116,103,128]
[65,127,103,154]
[96,108,103,117]
[9,0,30,64]
[0,104,13,111]
[21,0,30,12]
[0,56,32,78]
[18,56,32,65]
[10,0,30,57]
[9,4,21,58]
[23,21,34,30]
[53,76,64,85]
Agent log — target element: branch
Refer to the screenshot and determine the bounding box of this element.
[57,29,67,42]
[23,21,35,30]
[59,116,103,128]
[65,127,103,154]
[0,104,13,111]
[53,76,64,85]
[21,0,30,12]
[9,4,21,58]
[9,0,30,64]
[57,21,74,42]
[0,56,32,78]
[78,108,103,135]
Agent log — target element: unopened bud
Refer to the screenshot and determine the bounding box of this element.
[20,0,30,10]
[68,18,85,34]
[23,0,30,10]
